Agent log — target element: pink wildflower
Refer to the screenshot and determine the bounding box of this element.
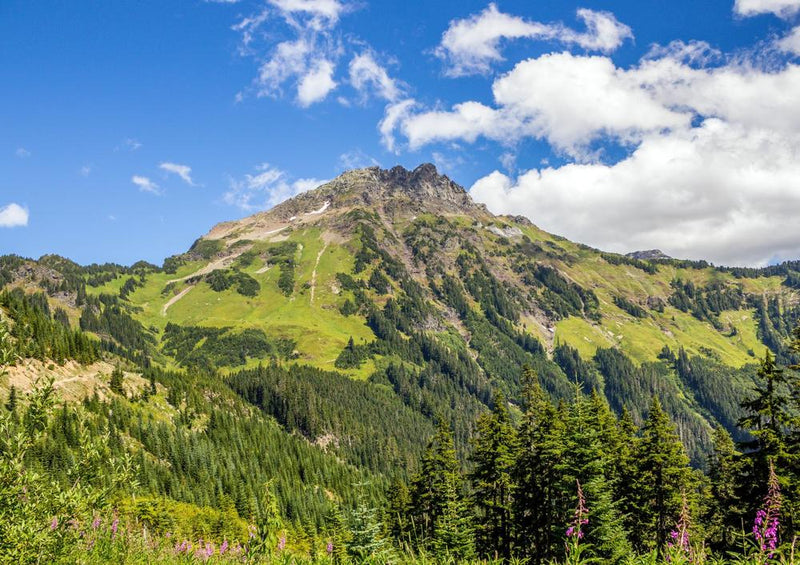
[50,516,58,530]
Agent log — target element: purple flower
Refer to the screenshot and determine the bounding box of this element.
[50,516,58,530]
[753,462,781,556]
[326,540,333,554]
[220,540,229,554]
[565,480,589,554]
[91,516,101,530]
[110,514,119,539]
[205,542,214,558]
[278,535,286,551]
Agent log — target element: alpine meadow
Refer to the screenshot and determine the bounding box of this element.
[4,1,800,564]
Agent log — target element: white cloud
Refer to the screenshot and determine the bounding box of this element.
[393,20,800,266]
[734,0,800,18]
[778,26,800,55]
[233,0,348,107]
[435,4,632,76]
[0,203,28,228]
[159,162,195,185]
[132,175,161,195]
[395,52,689,157]
[224,163,326,210]
[471,119,800,267]
[80,165,92,177]
[15,147,30,158]
[297,59,337,106]
[378,98,416,152]
[338,149,380,170]
[349,52,402,102]
[270,0,344,29]
[116,138,142,152]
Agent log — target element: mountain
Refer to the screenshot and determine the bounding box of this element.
[4,163,800,470]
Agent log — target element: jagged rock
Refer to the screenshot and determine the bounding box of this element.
[626,249,672,260]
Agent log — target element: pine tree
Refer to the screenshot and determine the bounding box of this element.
[707,426,744,549]
[409,420,474,558]
[564,390,631,563]
[348,483,392,561]
[512,366,566,563]
[631,396,693,553]
[5,385,18,413]
[469,391,516,559]
[109,364,125,396]
[384,477,412,547]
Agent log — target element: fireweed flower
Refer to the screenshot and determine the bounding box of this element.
[50,517,58,530]
[753,463,781,558]
[91,516,101,530]
[220,540,229,554]
[669,490,692,553]
[327,540,333,554]
[278,535,286,551]
[110,512,119,539]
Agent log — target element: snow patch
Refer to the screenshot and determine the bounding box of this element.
[305,201,330,216]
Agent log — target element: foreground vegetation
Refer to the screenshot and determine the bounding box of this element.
[3,316,800,563]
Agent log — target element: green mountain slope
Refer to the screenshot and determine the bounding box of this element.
[4,163,800,468]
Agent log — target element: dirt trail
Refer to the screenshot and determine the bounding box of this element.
[309,243,329,305]
[166,258,229,285]
[162,285,194,316]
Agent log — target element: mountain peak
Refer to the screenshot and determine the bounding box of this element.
[210,164,490,241]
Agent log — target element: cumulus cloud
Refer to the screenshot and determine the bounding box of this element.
[232,0,352,106]
[435,4,633,76]
[379,98,417,152]
[230,1,404,107]
[159,162,195,185]
[132,175,160,195]
[471,119,800,267]
[393,52,690,157]
[15,147,31,158]
[0,203,29,228]
[734,0,800,18]
[349,52,402,102]
[297,59,338,106]
[224,163,326,210]
[778,26,800,55]
[392,18,800,265]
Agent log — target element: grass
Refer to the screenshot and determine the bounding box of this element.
[118,230,377,378]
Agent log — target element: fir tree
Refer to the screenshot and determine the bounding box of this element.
[409,420,474,558]
[109,364,125,396]
[469,391,516,559]
[5,385,18,413]
[512,366,566,563]
[707,425,744,549]
[631,396,693,553]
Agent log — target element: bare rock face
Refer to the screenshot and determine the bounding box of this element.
[626,249,672,260]
[262,163,485,220]
[206,163,495,242]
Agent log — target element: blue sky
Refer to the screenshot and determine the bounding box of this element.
[2,0,800,266]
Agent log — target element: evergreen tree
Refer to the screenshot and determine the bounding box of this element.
[109,364,125,396]
[469,391,516,559]
[631,396,693,553]
[409,420,474,558]
[563,390,631,563]
[706,426,744,549]
[383,477,412,547]
[512,366,566,563]
[5,385,18,413]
